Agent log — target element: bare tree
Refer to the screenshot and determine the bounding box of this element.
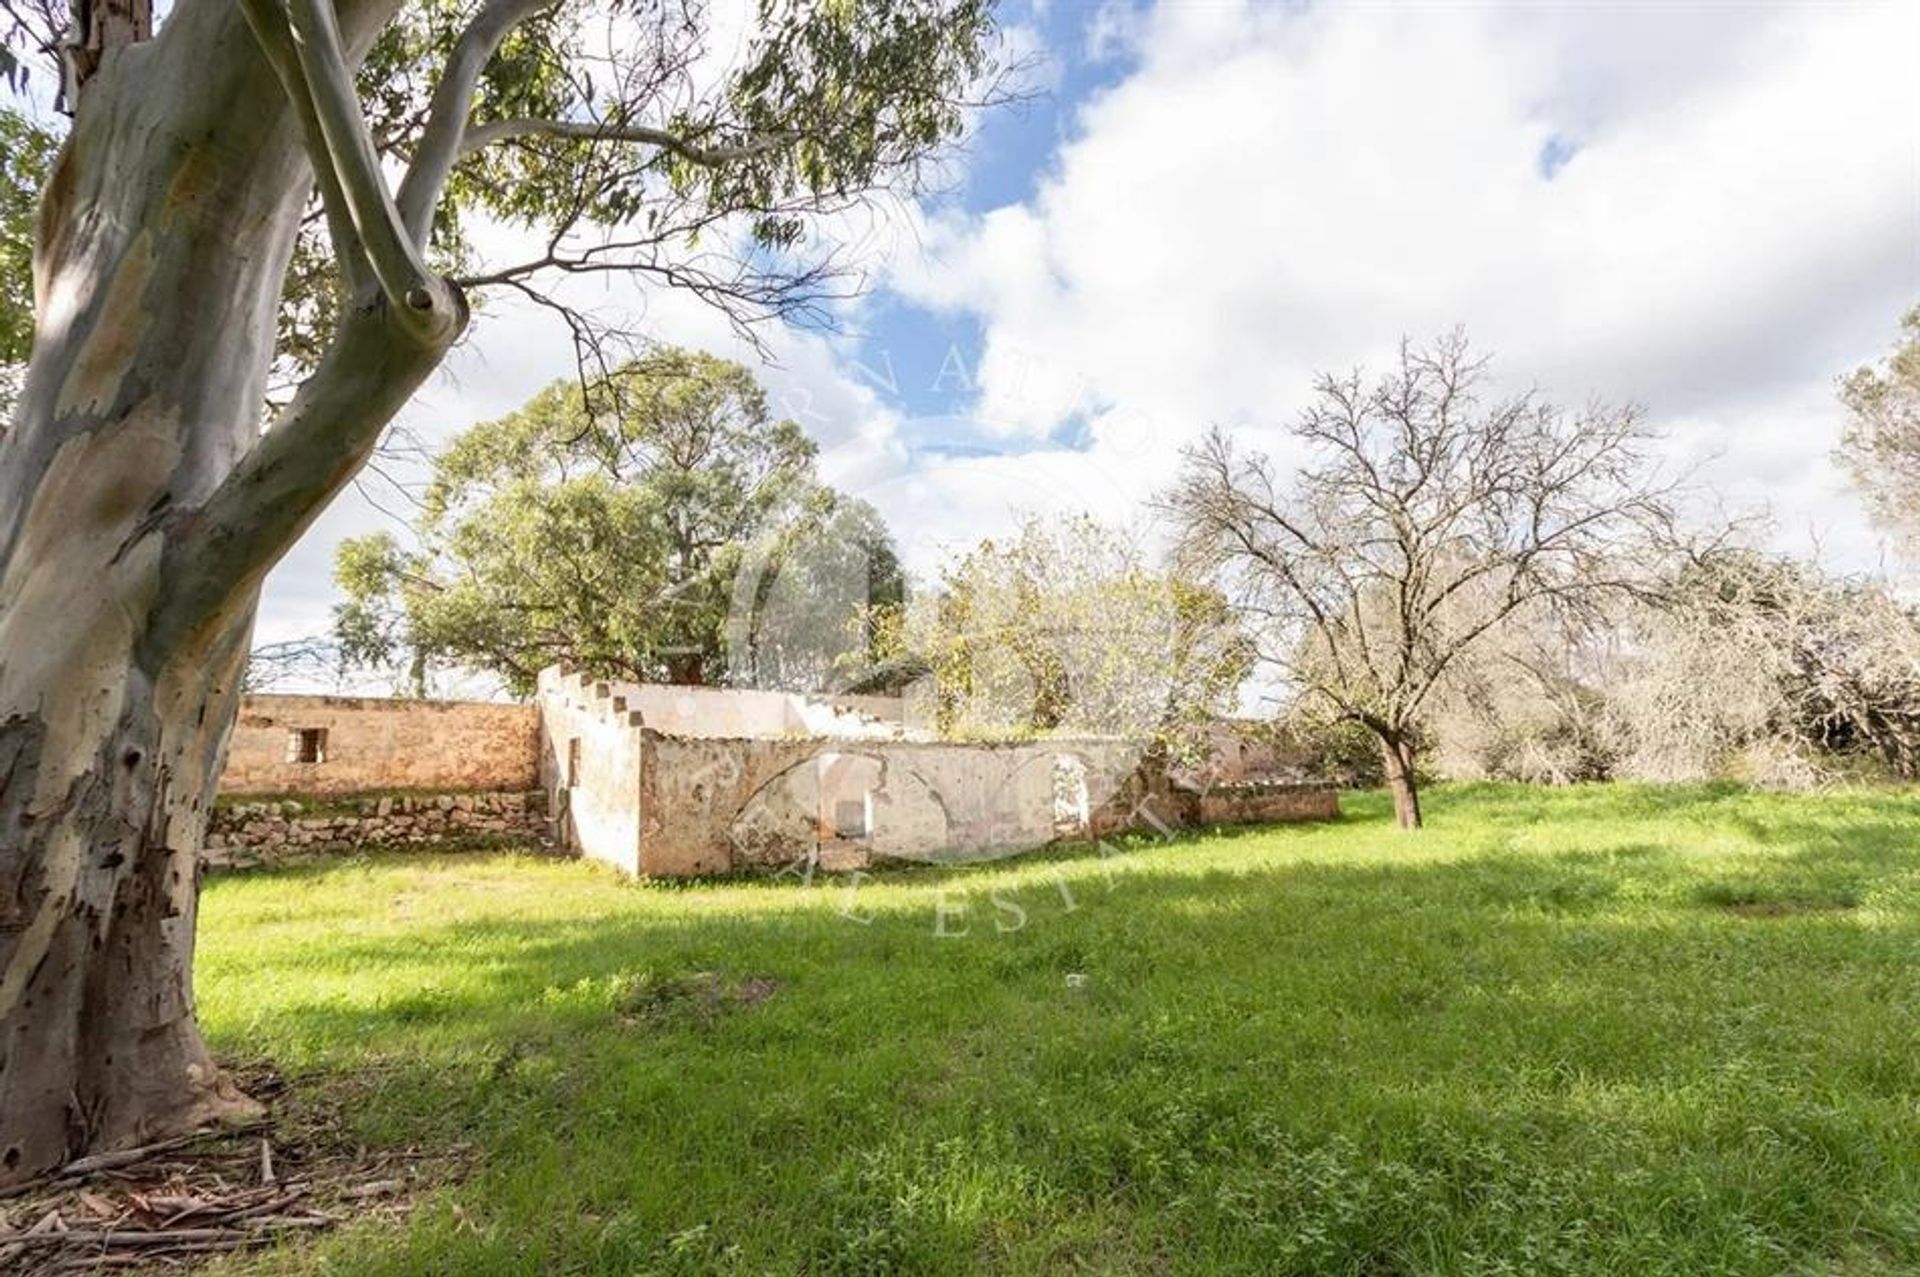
[1422,600,1625,786]
[242,636,346,692]
[1164,332,1680,829]
[1610,549,1920,785]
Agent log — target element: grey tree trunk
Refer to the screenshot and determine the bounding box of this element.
[1380,732,1422,830]
[0,0,448,1183]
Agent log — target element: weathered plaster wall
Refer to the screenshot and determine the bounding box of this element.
[640,733,823,874]
[219,694,539,796]
[639,734,1182,872]
[534,667,915,876]
[586,677,908,740]
[536,670,647,875]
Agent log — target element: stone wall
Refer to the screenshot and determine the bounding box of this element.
[220,694,539,796]
[530,667,1341,878]
[202,675,1338,877]
[532,668,919,874]
[204,790,548,868]
[1187,780,1340,827]
[1179,720,1329,788]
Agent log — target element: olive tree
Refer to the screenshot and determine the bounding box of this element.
[0,0,1008,1181]
[1165,332,1681,829]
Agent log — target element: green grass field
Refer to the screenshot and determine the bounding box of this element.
[196,783,1920,1275]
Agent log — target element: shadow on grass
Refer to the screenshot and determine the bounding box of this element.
[195,782,1920,1275]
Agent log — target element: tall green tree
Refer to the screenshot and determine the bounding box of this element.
[0,0,1009,1181]
[335,348,904,695]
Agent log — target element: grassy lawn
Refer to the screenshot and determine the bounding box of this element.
[196,783,1920,1275]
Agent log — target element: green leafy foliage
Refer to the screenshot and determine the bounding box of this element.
[868,514,1252,748]
[335,346,902,695]
[0,106,54,363]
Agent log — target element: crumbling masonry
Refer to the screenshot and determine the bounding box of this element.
[210,668,1337,874]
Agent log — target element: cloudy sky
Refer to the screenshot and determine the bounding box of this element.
[258,0,1920,682]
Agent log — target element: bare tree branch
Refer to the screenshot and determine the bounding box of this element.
[1163,332,1690,828]
[459,116,793,167]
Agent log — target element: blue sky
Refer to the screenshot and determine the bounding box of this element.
[257,0,1920,691]
[846,0,1132,433]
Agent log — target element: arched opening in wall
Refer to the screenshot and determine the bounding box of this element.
[1053,754,1090,839]
[817,752,877,844]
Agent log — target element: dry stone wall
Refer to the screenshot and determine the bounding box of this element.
[204,790,548,868]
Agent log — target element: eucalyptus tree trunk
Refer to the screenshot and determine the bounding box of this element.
[0,0,456,1182]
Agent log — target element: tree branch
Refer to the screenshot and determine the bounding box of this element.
[459,117,791,167]
[269,0,456,342]
[237,0,373,297]
[146,291,467,664]
[394,0,557,247]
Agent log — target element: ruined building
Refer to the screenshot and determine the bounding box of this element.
[208,667,1337,875]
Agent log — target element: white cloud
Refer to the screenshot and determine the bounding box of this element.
[259,0,1920,676]
[889,0,1920,567]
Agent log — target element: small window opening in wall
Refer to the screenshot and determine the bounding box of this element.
[288,728,327,765]
[566,737,582,788]
[832,796,871,840]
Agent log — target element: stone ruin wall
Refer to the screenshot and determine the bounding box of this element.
[536,672,650,875]
[206,676,1339,876]
[533,667,921,875]
[220,693,539,795]
[1190,781,1339,826]
[633,733,1338,877]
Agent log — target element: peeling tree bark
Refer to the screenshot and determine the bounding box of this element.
[0,0,458,1182]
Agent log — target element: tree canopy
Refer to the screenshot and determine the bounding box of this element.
[866,513,1251,751]
[335,346,903,694]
